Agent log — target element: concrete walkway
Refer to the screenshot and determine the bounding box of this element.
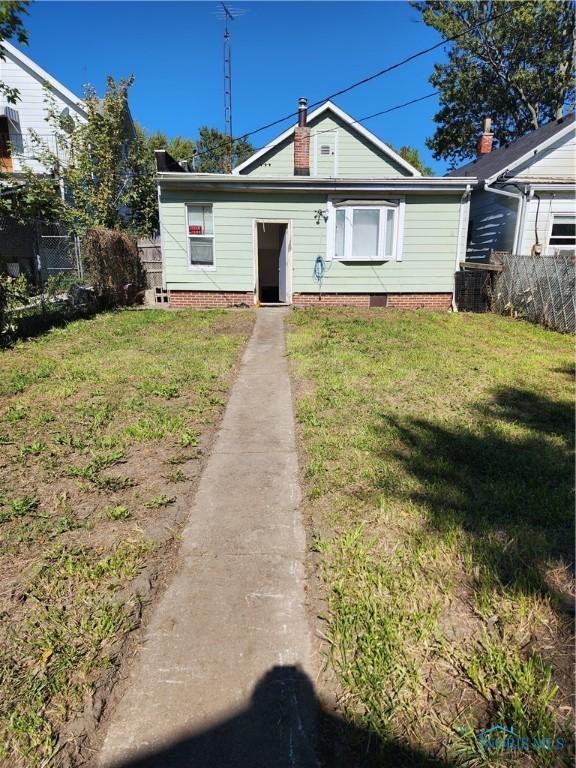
[98,308,318,768]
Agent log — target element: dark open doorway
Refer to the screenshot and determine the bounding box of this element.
[257,222,288,304]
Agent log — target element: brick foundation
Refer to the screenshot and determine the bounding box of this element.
[169,291,253,308]
[292,292,453,310]
[168,291,453,311]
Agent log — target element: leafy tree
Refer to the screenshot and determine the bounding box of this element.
[412,0,575,165]
[19,76,140,232]
[194,126,254,173]
[0,1,28,104]
[388,143,433,174]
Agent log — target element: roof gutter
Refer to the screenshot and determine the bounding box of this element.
[157,173,475,193]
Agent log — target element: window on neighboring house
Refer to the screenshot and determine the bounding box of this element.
[0,117,12,172]
[548,215,576,252]
[187,204,214,267]
[332,201,403,261]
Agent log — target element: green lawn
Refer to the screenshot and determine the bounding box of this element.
[287,309,574,768]
[0,308,253,767]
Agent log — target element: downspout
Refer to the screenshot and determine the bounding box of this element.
[452,184,471,312]
[157,182,167,292]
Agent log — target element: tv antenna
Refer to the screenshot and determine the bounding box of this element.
[217,2,245,171]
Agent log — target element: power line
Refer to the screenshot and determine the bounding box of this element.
[242,92,440,159]
[190,2,522,163]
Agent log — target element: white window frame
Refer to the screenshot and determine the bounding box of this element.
[326,198,405,262]
[185,202,216,271]
[546,213,576,253]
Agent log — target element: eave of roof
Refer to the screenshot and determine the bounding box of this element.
[157,173,475,193]
[1,41,87,119]
[446,113,575,183]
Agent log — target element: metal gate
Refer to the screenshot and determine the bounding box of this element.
[36,222,83,284]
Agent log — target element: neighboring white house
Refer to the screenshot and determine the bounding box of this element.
[0,40,88,175]
[448,113,575,260]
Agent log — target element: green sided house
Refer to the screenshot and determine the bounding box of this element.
[156,98,475,309]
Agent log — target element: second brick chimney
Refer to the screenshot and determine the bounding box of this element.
[477,117,494,155]
[294,97,310,176]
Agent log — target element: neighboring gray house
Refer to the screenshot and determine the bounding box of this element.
[156,98,474,309]
[449,114,575,261]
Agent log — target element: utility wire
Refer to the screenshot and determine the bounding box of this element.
[187,2,522,163]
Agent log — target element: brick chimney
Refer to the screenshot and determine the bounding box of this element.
[477,117,494,155]
[294,97,310,176]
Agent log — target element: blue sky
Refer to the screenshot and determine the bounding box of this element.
[19,1,452,172]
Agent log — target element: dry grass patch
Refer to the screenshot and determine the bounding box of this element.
[0,308,253,767]
[287,308,574,768]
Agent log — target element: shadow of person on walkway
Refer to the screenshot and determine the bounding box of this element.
[113,665,456,768]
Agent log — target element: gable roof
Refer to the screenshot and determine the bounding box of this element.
[233,100,421,176]
[0,40,87,118]
[446,113,575,183]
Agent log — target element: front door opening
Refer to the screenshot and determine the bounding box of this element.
[257,222,288,303]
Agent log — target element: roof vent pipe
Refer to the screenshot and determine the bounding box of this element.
[298,97,308,127]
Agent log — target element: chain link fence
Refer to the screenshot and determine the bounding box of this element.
[36,222,83,286]
[490,253,575,334]
[457,253,575,333]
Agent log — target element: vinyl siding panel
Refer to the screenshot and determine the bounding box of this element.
[515,132,576,178]
[518,191,576,254]
[239,112,411,178]
[160,189,461,295]
[0,49,86,173]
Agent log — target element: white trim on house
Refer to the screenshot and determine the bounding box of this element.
[1,41,87,119]
[232,100,422,177]
[183,202,217,272]
[252,218,293,304]
[325,196,405,262]
[158,173,474,193]
[484,120,576,185]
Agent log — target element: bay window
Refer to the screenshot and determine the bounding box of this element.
[330,200,404,261]
[187,204,214,267]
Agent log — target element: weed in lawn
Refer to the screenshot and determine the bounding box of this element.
[105,505,131,521]
[163,469,189,483]
[20,441,47,457]
[0,496,39,523]
[144,494,176,509]
[179,430,198,447]
[165,453,194,465]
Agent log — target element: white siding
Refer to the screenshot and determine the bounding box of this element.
[515,132,576,179]
[518,192,576,255]
[0,48,86,173]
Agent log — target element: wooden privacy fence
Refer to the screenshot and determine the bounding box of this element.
[456,252,575,333]
[138,237,162,289]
